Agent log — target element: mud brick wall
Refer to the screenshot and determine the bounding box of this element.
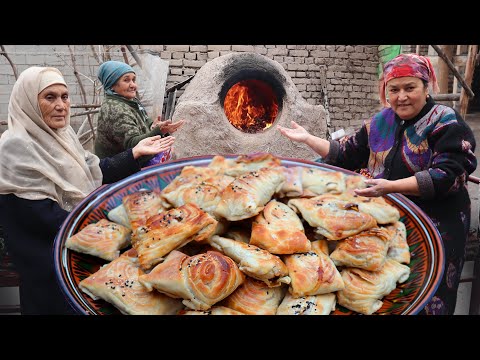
[0,45,383,135]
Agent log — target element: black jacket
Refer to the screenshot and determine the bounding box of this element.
[0,149,141,315]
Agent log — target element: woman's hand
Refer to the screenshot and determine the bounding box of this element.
[153,116,185,134]
[354,178,393,197]
[132,135,175,159]
[277,120,310,143]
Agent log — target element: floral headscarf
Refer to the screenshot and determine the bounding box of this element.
[379,53,440,107]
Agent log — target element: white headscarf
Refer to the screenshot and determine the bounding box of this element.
[0,67,103,211]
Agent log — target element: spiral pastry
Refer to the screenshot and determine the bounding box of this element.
[138,250,244,311]
[222,277,286,315]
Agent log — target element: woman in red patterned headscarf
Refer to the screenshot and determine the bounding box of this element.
[279,53,477,314]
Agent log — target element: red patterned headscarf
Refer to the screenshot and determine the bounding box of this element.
[379,53,440,107]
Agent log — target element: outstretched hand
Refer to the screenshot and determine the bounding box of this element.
[153,116,185,134]
[132,135,175,159]
[277,120,310,143]
[354,178,393,197]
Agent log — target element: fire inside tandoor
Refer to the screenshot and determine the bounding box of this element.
[223,79,279,133]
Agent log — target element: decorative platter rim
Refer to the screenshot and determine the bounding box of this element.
[53,154,445,315]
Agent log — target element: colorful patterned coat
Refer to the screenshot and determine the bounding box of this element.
[325,97,477,314]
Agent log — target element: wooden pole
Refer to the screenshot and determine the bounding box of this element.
[459,45,478,118]
[452,45,463,108]
[432,93,461,101]
[431,44,475,98]
[436,45,454,95]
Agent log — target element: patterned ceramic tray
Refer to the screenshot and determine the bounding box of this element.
[53,155,444,315]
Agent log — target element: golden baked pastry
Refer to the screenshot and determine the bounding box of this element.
[162,183,223,215]
[345,174,368,190]
[215,167,286,221]
[122,189,165,231]
[277,166,303,198]
[339,191,400,225]
[301,167,346,196]
[276,292,336,315]
[107,204,131,229]
[138,250,245,310]
[132,203,218,270]
[337,258,411,315]
[208,235,290,287]
[79,249,183,315]
[288,194,377,240]
[209,153,282,177]
[65,218,131,261]
[329,227,391,271]
[221,277,286,315]
[178,306,245,315]
[284,240,345,297]
[250,199,311,254]
[384,221,410,264]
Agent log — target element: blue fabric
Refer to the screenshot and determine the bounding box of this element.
[97,61,135,93]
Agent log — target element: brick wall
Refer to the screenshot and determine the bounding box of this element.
[0,45,383,135]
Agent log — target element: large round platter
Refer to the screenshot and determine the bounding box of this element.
[54,155,444,315]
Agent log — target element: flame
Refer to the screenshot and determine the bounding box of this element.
[224,79,278,133]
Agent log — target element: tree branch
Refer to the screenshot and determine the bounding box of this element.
[0,45,18,79]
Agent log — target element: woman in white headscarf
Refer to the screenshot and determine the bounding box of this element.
[0,67,175,314]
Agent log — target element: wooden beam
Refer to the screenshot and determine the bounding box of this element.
[436,45,454,94]
[459,45,478,118]
[126,45,142,68]
[70,104,101,109]
[431,44,475,98]
[432,93,461,101]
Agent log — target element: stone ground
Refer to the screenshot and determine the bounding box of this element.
[456,111,480,315]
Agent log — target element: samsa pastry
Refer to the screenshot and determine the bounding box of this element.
[215,167,286,221]
[339,191,400,225]
[284,240,344,297]
[79,249,183,315]
[202,174,236,192]
[222,227,251,243]
[329,227,391,271]
[132,203,218,270]
[122,189,165,231]
[162,183,223,215]
[336,258,411,315]
[107,204,131,229]
[221,277,286,315]
[384,221,410,264]
[250,199,311,254]
[65,219,131,261]
[276,292,336,315]
[138,250,245,311]
[277,166,303,198]
[208,235,290,287]
[161,165,220,195]
[288,194,377,240]
[209,153,282,177]
[345,174,368,190]
[301,167,346,196]
[160,165,221,207]
[178,306,245,315]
